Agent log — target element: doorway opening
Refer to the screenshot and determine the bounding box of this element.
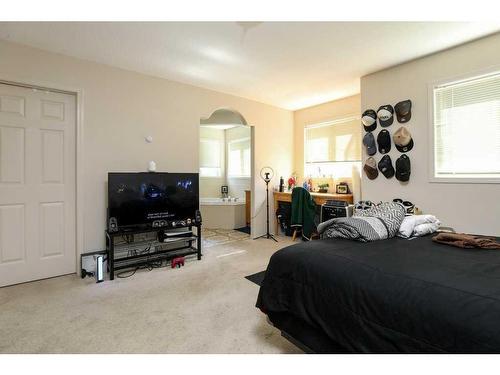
[199,108,254,246]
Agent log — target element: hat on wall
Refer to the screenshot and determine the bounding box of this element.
[396,154,411,182]
[377,105,394,127]
[362,109,377,132]
[364,157,379,180]
[363,132,377,156]
[377,129,391,154]
[394,100,412,123]
[378,155,395,178]
[393,126,414,152]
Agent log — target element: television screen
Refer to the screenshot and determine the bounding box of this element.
[108,172,199,228]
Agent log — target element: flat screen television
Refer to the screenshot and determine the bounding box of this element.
[108,172,199,229]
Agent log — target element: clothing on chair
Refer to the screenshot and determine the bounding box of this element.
[291,187,316,241]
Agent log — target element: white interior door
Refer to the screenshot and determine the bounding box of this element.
[0,83,76,287]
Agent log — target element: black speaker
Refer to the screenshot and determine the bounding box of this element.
[108,217,118,232]
[195,210,202,224]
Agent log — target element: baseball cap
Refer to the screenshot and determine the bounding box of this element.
[396,154,411,182]
[395,100,412,123]
[393,126,414,152]
[377,129,391,154]
[363,132,377,156]
[377,105,394,127]
[362,109,377,132]
[363,157,379,180]
[378,155,395,178]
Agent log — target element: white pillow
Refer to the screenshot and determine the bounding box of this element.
[398,215,440,239]
[413,221,441,237]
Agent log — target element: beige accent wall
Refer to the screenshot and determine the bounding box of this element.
[361,33,500,236]
[0,40,293,253]
[293,94,361,199]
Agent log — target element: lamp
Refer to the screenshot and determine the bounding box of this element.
[255,166,278,242]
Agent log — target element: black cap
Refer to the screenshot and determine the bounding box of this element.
[377,105,394,127]
[396,154,411,182]
[363,132,377,156]
[377,129,391,154]
[378,155,395,178]
[395,100,412,123]
[362,109,377,132]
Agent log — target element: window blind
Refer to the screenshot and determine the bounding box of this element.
[200,139,222,177]
[433,72,500,178]
[304,117,361,177]
[305,118,361,163]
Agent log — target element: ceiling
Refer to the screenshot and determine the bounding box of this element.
[0,22,499,110]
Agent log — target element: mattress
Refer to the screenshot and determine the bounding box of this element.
[256,235,500,353]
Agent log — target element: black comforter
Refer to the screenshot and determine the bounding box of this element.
[256,235,500,353]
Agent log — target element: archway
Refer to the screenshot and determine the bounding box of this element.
[199,108,254,240]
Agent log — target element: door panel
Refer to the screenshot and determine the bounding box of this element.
[0,204,26,264]
[0,95,25,117]
[0,126,25,183]
[0,83,76,287]
[39,202,65,258]
[41,129,64,183]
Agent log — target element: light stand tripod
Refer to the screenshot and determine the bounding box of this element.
[255,169,278,242]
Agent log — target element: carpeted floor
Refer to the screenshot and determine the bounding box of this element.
[0,236,301,354]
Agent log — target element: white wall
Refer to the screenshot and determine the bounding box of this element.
[0,40,293,255]
[226,126,251,199]
[361,33,500,236]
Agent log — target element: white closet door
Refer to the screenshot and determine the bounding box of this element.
[0,83,76,287]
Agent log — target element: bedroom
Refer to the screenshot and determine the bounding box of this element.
[1,0,500,373]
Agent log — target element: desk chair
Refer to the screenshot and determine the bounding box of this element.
[290,187,319,241]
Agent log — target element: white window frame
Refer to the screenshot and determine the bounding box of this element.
[303,115,361,178]
[428,66,500,184]
[227,137,251,178]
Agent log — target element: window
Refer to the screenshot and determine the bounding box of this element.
[432,71,500,182]
[199,139,222,177]
[228,137,251,177]
[304,117,361,178]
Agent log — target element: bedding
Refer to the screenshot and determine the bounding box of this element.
[318,202,405,242]
[256,235,500,353]
[398,214,440,239]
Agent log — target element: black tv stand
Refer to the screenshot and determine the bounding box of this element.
[105,223,202,280]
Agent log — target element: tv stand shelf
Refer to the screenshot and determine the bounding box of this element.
[105,224,202,280]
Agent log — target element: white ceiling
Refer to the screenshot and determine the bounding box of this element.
[0,22,499,110]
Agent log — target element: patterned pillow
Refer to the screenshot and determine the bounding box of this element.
[355,202,406,238]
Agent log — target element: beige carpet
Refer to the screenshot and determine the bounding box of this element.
[0,236,302,354]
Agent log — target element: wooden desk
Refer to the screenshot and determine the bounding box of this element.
[273,191,354,235]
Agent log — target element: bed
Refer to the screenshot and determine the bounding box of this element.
[256,235,500,353]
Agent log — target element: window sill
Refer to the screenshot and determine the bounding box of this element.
[429,176,500,184]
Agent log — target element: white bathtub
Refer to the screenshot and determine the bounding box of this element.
[200,197,246,229]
